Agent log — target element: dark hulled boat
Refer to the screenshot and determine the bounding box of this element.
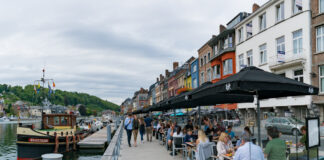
[17,113,88,160]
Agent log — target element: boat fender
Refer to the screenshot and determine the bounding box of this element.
[54,135,59,153]
[73,135,76,151]
[65,136,69,152]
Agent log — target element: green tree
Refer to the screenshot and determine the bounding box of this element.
[78,105,87,116]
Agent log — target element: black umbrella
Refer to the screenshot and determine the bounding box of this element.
[189,82,254,106]
[209,66,319,145]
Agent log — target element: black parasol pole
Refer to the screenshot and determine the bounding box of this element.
[256,91,261,146]
[198,106,201,129]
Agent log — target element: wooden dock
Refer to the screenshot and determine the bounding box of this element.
[78,125,115,149]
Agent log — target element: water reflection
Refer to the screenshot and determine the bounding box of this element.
[0,123,17,160]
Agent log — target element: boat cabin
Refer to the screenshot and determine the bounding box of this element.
[42,114,76,130]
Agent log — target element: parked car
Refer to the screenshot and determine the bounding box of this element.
[265,117,304,136]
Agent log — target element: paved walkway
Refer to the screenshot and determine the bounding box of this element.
[119,130,182,160]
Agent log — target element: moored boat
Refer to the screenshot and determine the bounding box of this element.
[16,113,89,160]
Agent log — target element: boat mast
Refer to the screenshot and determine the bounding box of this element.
[34,68,53,129]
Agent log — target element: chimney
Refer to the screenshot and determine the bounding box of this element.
[173,62,179,70]
[219,24,226,33]
[252,3,260,13]
[156,77,159,82]
[165,69,170,78]
[159,74,163,81]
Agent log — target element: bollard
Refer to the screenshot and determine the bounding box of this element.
[41,153,63,160]
[107,125,111,143]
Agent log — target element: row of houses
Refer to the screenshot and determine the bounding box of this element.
[0,98,80,117]
[121,0,324,122]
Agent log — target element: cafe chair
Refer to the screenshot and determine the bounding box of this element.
[172,137,185,157]
[192,142,214,160]
[158,132,163,145]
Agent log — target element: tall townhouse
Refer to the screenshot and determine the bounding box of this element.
[311,0,324,122]
[235,0,313,122]
[176,57,195,93]
[208,12,249,113]
[198,42,213,85]
[168,62,179,97]
[191,58,200,89]
[162,70,170,101]
[155,77,161,103]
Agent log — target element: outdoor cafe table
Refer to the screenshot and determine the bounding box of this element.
[219,154,234,160]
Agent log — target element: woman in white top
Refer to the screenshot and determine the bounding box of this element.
[217,132,233,160]
[171,126,183,137]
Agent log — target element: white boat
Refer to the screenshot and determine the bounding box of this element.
[0,116,10,122]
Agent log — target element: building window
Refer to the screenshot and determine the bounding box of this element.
[207,68,212,81]
[276,36,285,62]
[193,78,197,89]
[259,44,267,64]
[294,69,303,82]
[213,65,221,79]
[193,64,197,73]
[293,0,302,14]
[223,59,233,75]
[224,37,228,49]
[200,58,203,67]
[276,2,285,22]
[278,72,286,77]
[259,13,266,31]
[319,66,324,93]
[238,27,244,42]
[293,29,303,54]
[201,72,204,83]
[246,21,253,38]
[214,45,218,55]
[247,50,253,66]
[228,35,233,48]
[204,55,207,64]
[320,0,324,13]
[208,52,211,61]
[316,25,324,53]
[239,54,245,69]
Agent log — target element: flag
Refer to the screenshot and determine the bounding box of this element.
[48,82,52,97]
[33,85,37,94]
[53,82,56,88]
[37,82,40,88]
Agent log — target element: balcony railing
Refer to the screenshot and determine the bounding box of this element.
[268,49,306,71]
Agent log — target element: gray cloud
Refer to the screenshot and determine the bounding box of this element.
[0,0,267,105]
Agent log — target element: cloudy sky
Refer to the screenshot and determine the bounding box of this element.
[0,0,267,105]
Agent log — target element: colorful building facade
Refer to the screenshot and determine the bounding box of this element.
[190,58,199,89]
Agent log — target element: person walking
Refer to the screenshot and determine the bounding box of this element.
[139,117,145,144]
[144,114,153,142]
[264,126,286,160]
[132,115,139,147]
[124,113,133,147]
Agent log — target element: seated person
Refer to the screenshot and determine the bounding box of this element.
[225,125,235,140]
[184,129,194,143]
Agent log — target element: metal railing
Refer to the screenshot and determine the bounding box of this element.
[101,117,124,160]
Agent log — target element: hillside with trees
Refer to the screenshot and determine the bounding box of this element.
[0,84,120,114]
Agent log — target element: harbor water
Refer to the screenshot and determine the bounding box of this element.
[0,122,104,160]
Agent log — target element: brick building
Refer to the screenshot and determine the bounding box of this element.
[198,40,213,85]
[311,0,324,122]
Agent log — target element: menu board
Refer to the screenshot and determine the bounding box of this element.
[306,117,320,149]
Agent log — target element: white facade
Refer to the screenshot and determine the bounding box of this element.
[235,0,312,116]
